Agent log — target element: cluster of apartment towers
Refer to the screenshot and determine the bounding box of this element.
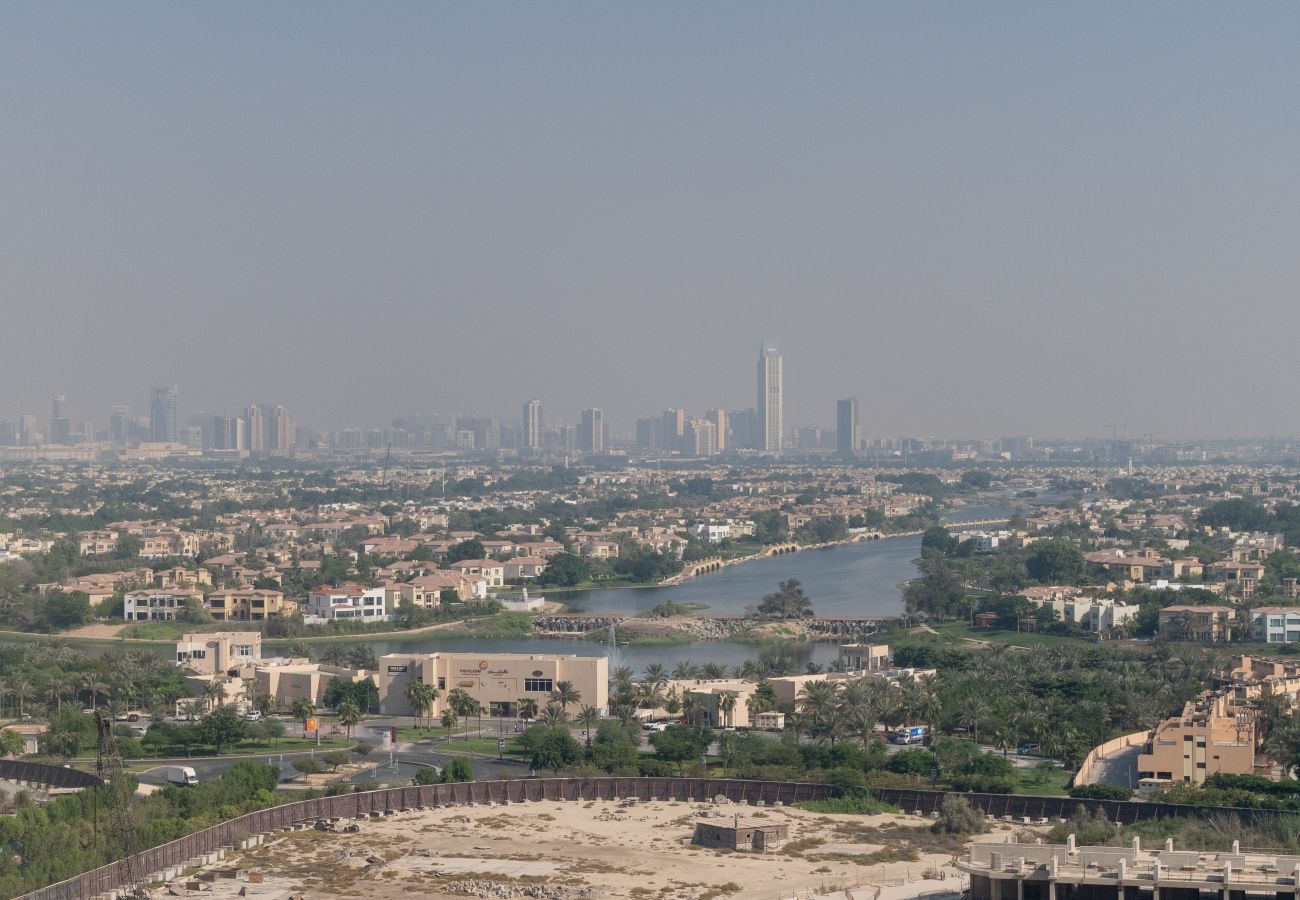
[526,343,860,458]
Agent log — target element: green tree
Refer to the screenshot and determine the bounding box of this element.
[536,552,589,587]
[198,707,248,754]
[1026,540,1086,584]
[649,725,710,775]
[445,537,486,564]
[0,729,26,758]
[757,579,813,619]
[520,725,580,773]
[575,705,600,747]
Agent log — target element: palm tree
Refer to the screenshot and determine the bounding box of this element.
[338,698,362,738]
[447,688,472,736]
[81,674,108,711]
[405,681,437,729]
[441,708,458,742]
[611,666,634,692]
[254,690,276,717]
[637,682,665,715]
[717,691,738,729]
[11,679,33,718]
[202,680,225,711]
[798,681,839,739]
[538,701,568,726]
[291,697,316,735]
[550,681,581,715]
[575,705,600,747]
[517,697,539,725]
[643,663,667,687]
[701,663,727,680]
[45,677,71,714]
[180,698,206,722]
[959,695,989,745]
[672,661,700,681]
[682,693,702,726]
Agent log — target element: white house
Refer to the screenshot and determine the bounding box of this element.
[1252,607,1300,644]
[306,582,388,621]
[124,588,205,622]
[690,523,731,544]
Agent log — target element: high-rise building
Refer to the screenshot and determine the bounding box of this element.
[50,394,71,444]
[245,404,264,452]
[757,343,783,453]
[150,386,179,443]
[706,409,728,452]
[579,408,604,453]
[661,408,685,453]
[684,418,718,457]
[110,406,130,445]
[523,400,543,450]
[728,408,758,450]
[269,405,291,453]
[0,421,18,445]
[836,398,858,457]
[635,417,662,450]
[19,415,37,445]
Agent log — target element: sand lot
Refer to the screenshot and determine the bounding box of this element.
[181,798,969,900]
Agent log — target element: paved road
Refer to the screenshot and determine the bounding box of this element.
[1091,744,1140,789]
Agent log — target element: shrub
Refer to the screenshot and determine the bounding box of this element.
[933,795,987,834]
[1070,784,1133,801]
[292,757,325,776]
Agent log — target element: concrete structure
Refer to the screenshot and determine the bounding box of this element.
[1252,607,1300,643]
[757,342,783,453]
[836,397,858,457]
[376,651,608,717]
[307,582,388,620]
[523,399,543,450]
[175,632,263,676]
[206,588,291,621]
[959,833,1300,900]
[124,588,204,621]
[838,643,892,671]
[150,385,179,444]
[1136,656,1300,786]
[692,815,788,851]
[579,408,604,454]
[1159,605,1237,643]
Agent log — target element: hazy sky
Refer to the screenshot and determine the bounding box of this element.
[3,3,1299,439]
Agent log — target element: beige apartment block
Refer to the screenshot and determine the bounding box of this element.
[377,652,608,717]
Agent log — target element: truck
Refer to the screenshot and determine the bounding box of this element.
[163,765,199,786]
[889,725,929,745]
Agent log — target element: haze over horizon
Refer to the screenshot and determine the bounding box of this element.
[4,3,1299,439]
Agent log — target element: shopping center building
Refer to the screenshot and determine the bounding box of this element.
[376,651,609,717]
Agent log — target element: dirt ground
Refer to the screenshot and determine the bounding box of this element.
[63,622,128,639]
[173,798,971,900]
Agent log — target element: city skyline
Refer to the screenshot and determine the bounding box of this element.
[4,5,1299,438]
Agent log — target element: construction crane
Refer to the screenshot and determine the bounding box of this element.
[95,710,146,898]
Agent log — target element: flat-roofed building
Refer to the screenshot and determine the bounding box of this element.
[175,631,263,676]
[307,582,388,620]
[206,587,291,621]
[124,587,204,621]
[376,651,608,717]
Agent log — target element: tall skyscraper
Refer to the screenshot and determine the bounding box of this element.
[19,415,36,445]
[110,405,130,445]
[728,408,758,450]
[578,408,604,453]
[269,405,291,452]
[684,418,718,457]
[634,417,661,450]
[245,404,264,452]
[757,342,783,453]
[706,409,728,452]
[836,397,858,457]
[50,394,71,444]
[661,408,685,453]
[150,386,179,443]
[523,399,543,450]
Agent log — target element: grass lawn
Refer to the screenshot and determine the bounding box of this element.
[434,736,530,758]
[1011,763,1075,796]
[120,621,261,641]
[930,622,1095,649]
[394,724,477,742]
